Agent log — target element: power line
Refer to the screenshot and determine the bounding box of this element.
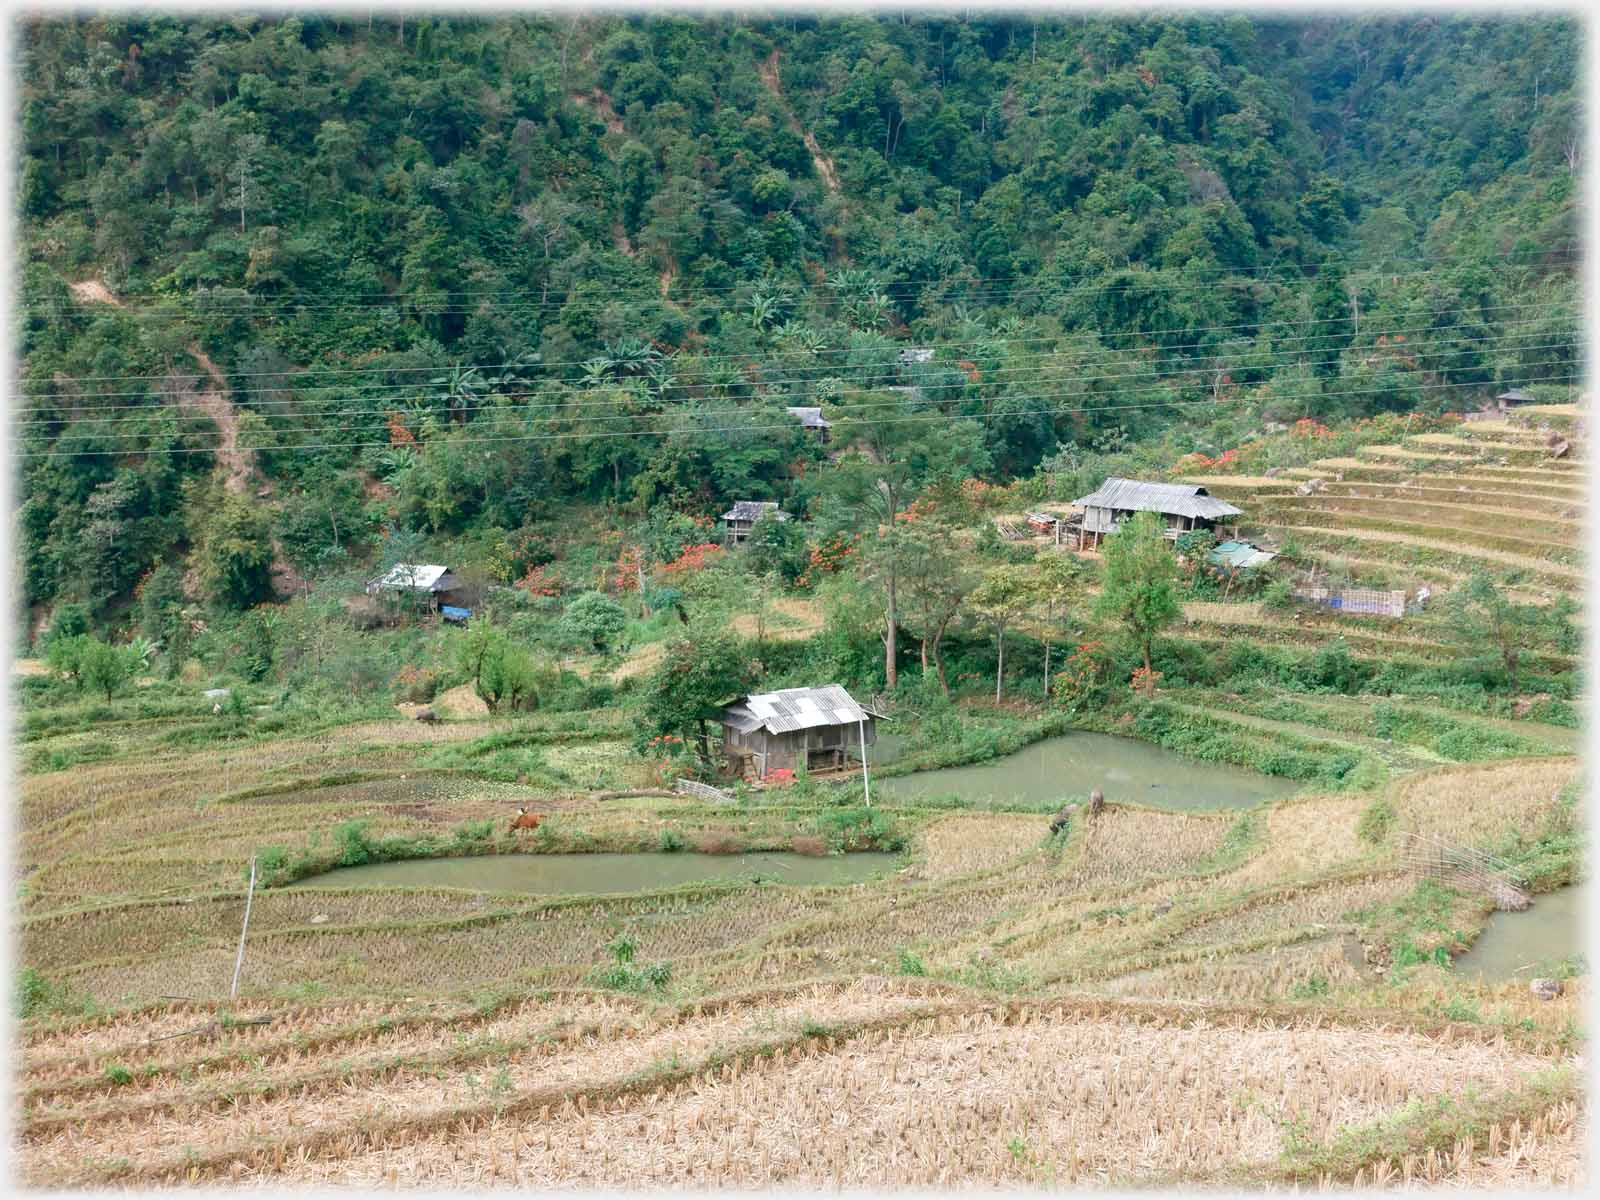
[17,331,1580,441]
[17,296,1579,396]
[15,369,1581,460]
[16,319,1577,434]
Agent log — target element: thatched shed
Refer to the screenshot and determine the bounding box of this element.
[1070,477,1243,549]
[720,685,882,781]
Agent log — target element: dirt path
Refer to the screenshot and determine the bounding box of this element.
[71,277,303,595]
[758,50,841,195]
[570,87,625,136]
[182,345,254,496]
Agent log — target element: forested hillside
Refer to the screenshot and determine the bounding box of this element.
[14,12,1581,630]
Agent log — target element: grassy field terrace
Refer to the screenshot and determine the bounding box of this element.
[13,659,1585,1189]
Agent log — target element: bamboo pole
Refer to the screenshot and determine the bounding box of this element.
[231,855,257,1000]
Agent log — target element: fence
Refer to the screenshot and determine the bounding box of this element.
[1398,831,1530,911]
[675,777,736,805]
[1291,585,1408,618]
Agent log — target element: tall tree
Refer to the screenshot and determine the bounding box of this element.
[970,563,1037,703]
[1092,511,1181,674]
[1448,572,1568,690]
[641,628,758,767]
[897,519,978,695]
[820,394,988,690]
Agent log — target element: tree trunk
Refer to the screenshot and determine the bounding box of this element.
[1142,637,1152,674]
[932,619,952,697]
[696,717,711,768]
[884,564,898,690]
[995,624,1005,703]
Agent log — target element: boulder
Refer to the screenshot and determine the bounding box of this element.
[415,707,439,723]
[1530,977,1564,1001]
[309,914,330,925]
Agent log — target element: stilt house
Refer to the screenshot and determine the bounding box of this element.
[1071,478,1243,549]
[720,501,789,544]
[720,685,881,781]
[786,407,832,444]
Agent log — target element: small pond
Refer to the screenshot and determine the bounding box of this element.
[287,851,898,895]
[1455,884,1587,982]
[875,732,1300,811]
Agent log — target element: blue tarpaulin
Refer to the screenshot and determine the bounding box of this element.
[441,605,471,623]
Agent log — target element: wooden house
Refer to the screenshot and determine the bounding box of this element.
[720,685,882,781]
[1495,388,1537,411]
[720,500,789,544]
[786,406,832,444]
[1070,478,1243,549]
[365,563,464,612]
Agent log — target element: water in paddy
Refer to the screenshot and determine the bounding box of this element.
[876,732,1299,811]
[289,851,897,895]
[1455,885,1587,982]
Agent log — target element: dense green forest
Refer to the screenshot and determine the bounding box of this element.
[14,12,1581,633]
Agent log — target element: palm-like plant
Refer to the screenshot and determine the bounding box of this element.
[579,358,613,389]
[775,321,826,356]
[644,357,677,401]
[429,364,486,425]
[604,337,662,377]
[706,360,745,399]
[847,290,895,330]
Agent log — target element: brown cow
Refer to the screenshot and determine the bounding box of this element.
[509,807,544,833]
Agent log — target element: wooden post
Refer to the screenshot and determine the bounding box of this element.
[231,855,257,1000]
[858,716,871,807]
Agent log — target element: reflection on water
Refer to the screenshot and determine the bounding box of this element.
[876,733,1300,811]
[1456,885,1586,981]
[287,851,897,895]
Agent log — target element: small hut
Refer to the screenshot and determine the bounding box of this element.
[365,563,464,613]
[719,685,882,781]
[1496,388,1537,410]
[786,406,832,444]
[1070,478,1243,549]
[720,500,789,545]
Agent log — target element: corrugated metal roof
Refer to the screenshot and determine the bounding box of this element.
[368,563,451,591]
[1070,477,1243,521]
[725,685,874,734]
[786,406,831,428]
[720,500,789,522]
[1496,388,1536,403]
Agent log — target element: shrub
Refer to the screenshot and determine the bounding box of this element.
[658,827,685,853]
[814,806,905,852]
[558,591,628,653]
[1356,798,1397,845]
[335,819,375,866]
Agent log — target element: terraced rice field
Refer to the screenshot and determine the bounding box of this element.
[1184,412,1588,615]
[15,701,1584,1189]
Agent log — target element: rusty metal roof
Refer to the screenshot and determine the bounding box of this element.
[722,685,876,734]
[1070,477,1243,521]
